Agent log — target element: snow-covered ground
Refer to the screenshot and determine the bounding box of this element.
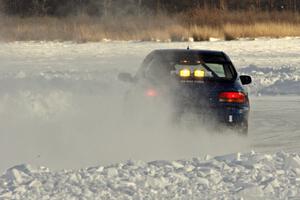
[2,152,300,199]
[0,38,300,199]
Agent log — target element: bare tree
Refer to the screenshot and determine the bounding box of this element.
[0,0,3,14]
[219,0,227,10]
[137,0,142,15]
[156,0,161,14]
[31,0,49,15]
[288,0,297,12]
[268,0,274,10]
[40,0,49,15]
[255,0,261,10]
[103,0,112,17]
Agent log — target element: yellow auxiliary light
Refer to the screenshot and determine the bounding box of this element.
[179,69,191,78]
[194,69,205,78]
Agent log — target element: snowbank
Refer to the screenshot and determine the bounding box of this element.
[239,65,300,95]
[1,152,300,199]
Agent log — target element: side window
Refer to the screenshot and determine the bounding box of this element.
[136,54,154,79]
[224,63,235,79]
[145,59,160,79]
[145,58,173,82]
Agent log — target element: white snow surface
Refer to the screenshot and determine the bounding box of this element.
[1,38,300,199]
[240,65,300,95]
[2,151,300,199]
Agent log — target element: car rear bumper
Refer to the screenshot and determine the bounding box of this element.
[215,106,249,124]
[182,105,249,125]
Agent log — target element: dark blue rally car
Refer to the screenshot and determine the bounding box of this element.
[119,49,252,134]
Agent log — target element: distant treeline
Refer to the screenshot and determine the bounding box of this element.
[0,0,299,16]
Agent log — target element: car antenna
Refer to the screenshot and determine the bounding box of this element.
[187,45,190,50]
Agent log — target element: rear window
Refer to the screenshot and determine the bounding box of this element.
[205,63,226,77]
[139,51,236,82]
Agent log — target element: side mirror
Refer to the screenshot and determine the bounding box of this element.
[118,72,135,83]
[240,75,252,85]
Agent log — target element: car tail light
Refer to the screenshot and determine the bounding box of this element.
[146,89,158,97]
[219,92,246,103]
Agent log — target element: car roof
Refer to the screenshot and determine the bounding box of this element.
[147,49,230,63]
[152,49,225,55]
